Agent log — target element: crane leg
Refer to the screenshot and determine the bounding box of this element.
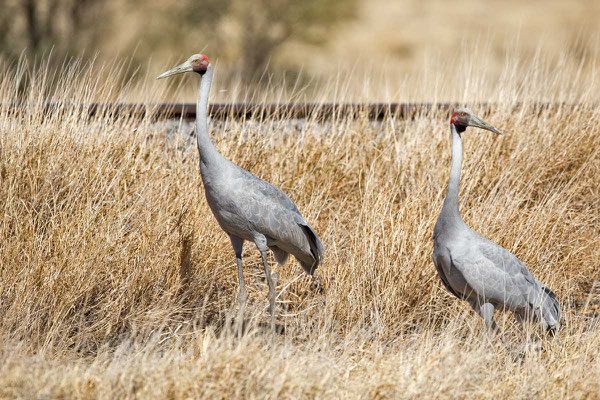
[261,249,277,337]
[470,300,505,342]
[255,237,276,337]
[229,235,246,338]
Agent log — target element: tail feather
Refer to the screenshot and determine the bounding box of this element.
[540,284,561,334]
[299,223,325,275]
[270,246,290,265]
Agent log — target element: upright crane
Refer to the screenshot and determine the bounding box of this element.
[158,54,325,336]
[432,108,560,338]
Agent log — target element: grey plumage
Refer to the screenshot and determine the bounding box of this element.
[433,108,560,337]
[158,54,324,335]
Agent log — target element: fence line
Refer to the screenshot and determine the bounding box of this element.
[1,102,574,121]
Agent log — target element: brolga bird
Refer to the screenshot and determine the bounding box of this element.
[432,108,560,339]
[157,54,324,336]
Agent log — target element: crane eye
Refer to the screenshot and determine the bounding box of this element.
[460,112,464,117]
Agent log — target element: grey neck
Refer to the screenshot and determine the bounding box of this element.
[195,65,221,169]
[440,124,464,222]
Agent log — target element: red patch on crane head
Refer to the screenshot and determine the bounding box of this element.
[192,54,210,74]
[450,112,458,124]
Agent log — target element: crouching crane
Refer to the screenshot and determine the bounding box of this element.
[158,54,325,336]
[432,108,560,338]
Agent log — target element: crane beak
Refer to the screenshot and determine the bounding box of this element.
[469,115,501,135]
[157,61,194,80]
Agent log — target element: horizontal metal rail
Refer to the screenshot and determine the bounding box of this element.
[1,102,575,121]
[148,103,461,121]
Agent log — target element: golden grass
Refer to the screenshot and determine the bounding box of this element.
[0,43,599,398]
[108,0,600,100]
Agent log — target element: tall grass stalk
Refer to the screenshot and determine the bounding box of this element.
[0,42,599,398]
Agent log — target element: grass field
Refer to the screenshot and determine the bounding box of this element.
[0,42,599,398]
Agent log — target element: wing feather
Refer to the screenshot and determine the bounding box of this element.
[233,167,323,268]
[450,239,540,310]
[432,254,463,299]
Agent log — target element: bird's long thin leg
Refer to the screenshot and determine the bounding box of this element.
[470,300,505,342]
[479,303,500,333]
[229,235,246,338]
[261,249,277,336]
[255,237,276,337]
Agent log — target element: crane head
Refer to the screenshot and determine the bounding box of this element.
[157,54,210,79]
[450,108,501,135]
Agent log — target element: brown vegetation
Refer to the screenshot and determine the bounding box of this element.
[0,42,599,398]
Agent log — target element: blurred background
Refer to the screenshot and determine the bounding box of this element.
[1,0,599,101]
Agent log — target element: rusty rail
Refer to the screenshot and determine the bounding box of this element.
[1,102,574,121]
[148,103,462,121]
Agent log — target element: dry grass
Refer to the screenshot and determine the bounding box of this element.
[106,0,600,102]
[0,42,599,399]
